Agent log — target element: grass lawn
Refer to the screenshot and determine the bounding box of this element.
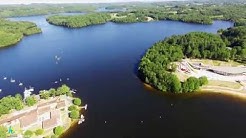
[188,59,243,67]
[206,80,242,89]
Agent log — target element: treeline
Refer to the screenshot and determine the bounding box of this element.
[0,4,96,18]
[234,20,246,27]
[46,13,111,28]
[221,26,246,62]
[0,19,41,47]
[0,85,72,117]
[138,38,209,93]
[112,4,245,24]
[165,32,231,61]
[47,4,245,27]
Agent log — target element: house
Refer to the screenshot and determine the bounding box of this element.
[0,98,68,131]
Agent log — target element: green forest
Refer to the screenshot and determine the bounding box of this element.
[0,19,41,48]
[46,13,111,28]
[46,4,245,27]
[0,4,96,18]
[138,26,246,93]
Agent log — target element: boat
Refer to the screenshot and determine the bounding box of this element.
[67,78,70,80]
[82,104,88,110]
[55,55,61,61]
[23,87,33,99]
[70,90,76,94]
[78,118,85,124]
[59,78,62,82]
[3,77,7,80]
[19,82,23,86]
[29,87,34,92]
[10,78,15,83]
[0,89,2,92]
[54,81,58,84]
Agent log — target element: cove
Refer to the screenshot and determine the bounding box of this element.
[1,16,245,138]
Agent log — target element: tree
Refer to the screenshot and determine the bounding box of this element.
[40,90,50,99]
[167,63,177,72]
[68,105,78,111]
[15,93,23,101]
[182,81,190,93]
[199,76,208,86]
[169,75,182,93]
[0,126,7,138]
[49,88,57,97]
[69,110,80,119]
[35,129,44,136]
[54,126,64,136]
[25,96,37,106]
[56,84,70,96]
[73,98,82,106]
[24,130,33,138]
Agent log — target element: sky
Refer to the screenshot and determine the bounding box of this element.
[0,0,187,4]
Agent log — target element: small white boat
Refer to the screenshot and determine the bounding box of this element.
[54,81,58,84]
[78,119,85,125]
[19,82,23,86]
[59,78,62,82]
[10,78,15,83]
[3,77,7,80]
[71,90,76,94]
[82,104,88,110]
[29,87,34,92]
[0,89,2,92]
[80,115,84,119]
[67,78,70,80]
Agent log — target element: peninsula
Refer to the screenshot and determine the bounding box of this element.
[0,19,41,48]
[138,25,246,94]
[0,85,86,138]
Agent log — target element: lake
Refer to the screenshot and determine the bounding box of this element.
[1,16,246,138]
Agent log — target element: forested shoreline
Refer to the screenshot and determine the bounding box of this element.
[138,24,246,93]
[46,4,245,28]
[0,19,41,48]
[47,13,111,28]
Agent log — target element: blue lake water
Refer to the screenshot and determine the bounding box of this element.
[1,16,246,138]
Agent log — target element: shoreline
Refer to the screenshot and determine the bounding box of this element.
[143,82,246,99]
[200,88,246,99]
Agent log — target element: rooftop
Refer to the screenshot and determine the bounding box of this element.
[19,109,38,128]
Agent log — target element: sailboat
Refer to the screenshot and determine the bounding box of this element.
[10,78,15,83]
[19,82,23,86]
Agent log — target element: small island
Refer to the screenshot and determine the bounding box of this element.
[0,19,41,48]
[138,25,246,94]
[0,85,86,138]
